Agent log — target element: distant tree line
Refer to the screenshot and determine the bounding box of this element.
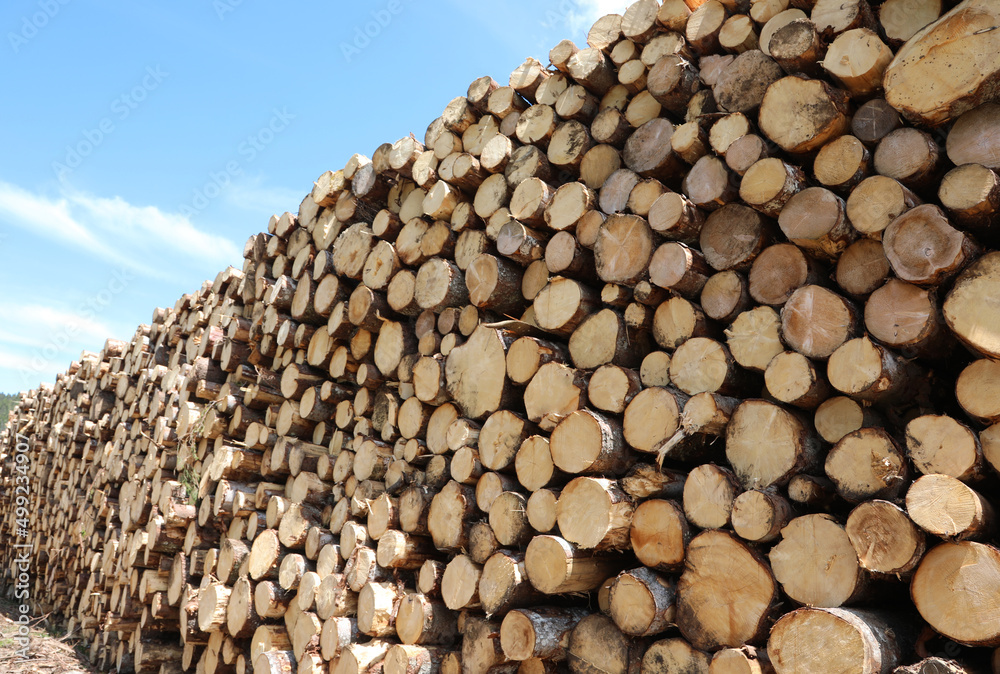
[0,393,20,432]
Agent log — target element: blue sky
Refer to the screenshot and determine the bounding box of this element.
[0,0,621,393]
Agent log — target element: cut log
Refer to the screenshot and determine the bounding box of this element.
[825,427,909,503]
[395,593,458,645]
[649,242,712,299]
[567,613,644,674]
[764,351,831,410]
[684,156,738,212]
[489,491,532,547]
[780,285,860,360]
[377,530,437,570]
[523,361,588,432]
[836,239,891,298]
[874,128,943,192]
[648,192,704,245]
[608,567,676,637]
[947,104,1000,172]
[731,489,794,544]
[588,364,642,415]
[428,481,476,552]
[384,644,448,674]
[568,47,617,95]
[938,163,1000,231]
[768,17,822,76]
[550,409,631,476]
[778,190,853,266]
[905,474,996,541]
[630,499,689,572]
[822,29,892,98]
[739,158,807,218]
[442,554,482,610]
[594,214,656,285]
[725,134,770,177]
[956,359,1000,426]
[358,581,406,637]
[814,135,871,194]
[249,529,286,581]
[682,392,739,438]
[647,55,701,114]
[335,640,393,674]
[882,205,979,287]
[845,500,925,577]
[699,204,773,272]
[653,296,712,351]
[533,277,600,337]
[905,414,985,482]
[677,530,778,651]
[943,252,1000,359]
[197,581,232,633]
[883,1,1000,127]
[865,279,951,360]
[910,541,1000,647]
[758,76,851,154]
[712,48,782,111]
[524,535,622,594]
[726,399,821,489]
[568,309,638,370]
[556,476,633,550]
[670,338,744,398]
[813,395,880,445]
[768,608,912,674]
[642,638,711,674]
[827,336,917,403]
[702,271,753,323]
[445,325,514,419]
[768,514,868,607]
[500,607,587,662]
[479,409,536,472]
[682,464,741,532]
[622,386,685,456]
[749,244,823,308]
[710,646,773,674]
[479,550,540,615]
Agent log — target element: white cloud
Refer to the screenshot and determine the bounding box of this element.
[72,191,241,262]
[0,350,37,372]
[224,178,304,218]
[0,303,115,343]
[0,299,131,392]
[0,182,124,265]
[0,180,241,278]
[0,178,250,391]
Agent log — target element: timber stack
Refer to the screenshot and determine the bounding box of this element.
[4,1,1000,673]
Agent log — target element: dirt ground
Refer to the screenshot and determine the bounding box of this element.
[0,597,98,674]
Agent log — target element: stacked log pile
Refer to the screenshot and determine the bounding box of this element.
[4,1,1000,673]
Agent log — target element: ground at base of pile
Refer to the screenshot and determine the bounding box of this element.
[0,597,98,674]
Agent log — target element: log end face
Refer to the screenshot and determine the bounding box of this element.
[500,611,536,661]
[677,530,776,651]
[912,541,1000,647]
[884,3,1000,128]
[525,535,571,594]
[944,251,1000,359]
[725,400,804,489]
[556,477,617,549]
[445,326,509,419]
[845,500,924,576]
[769,608,881,674]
